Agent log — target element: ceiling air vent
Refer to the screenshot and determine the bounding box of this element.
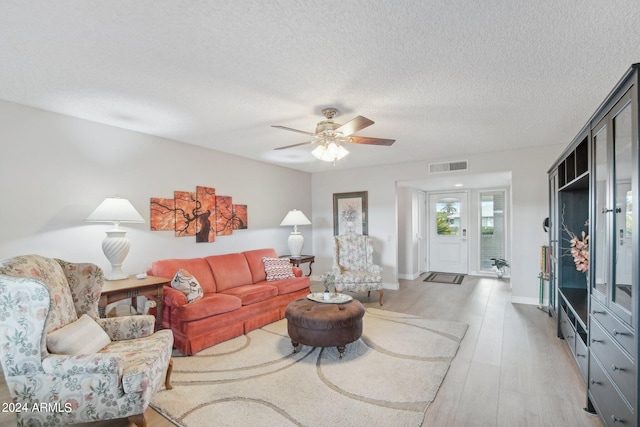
[429,160,468,174]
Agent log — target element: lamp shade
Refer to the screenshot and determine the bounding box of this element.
[86,197,145,223]
[280,209,311,227]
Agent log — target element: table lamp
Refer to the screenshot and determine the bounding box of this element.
[280,209,311,257]
[86,197,145,280]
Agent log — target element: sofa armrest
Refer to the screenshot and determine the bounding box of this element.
[163,285,188,307]
[96,315,155,340]
[292,267,303,277]
[42,353,123,376]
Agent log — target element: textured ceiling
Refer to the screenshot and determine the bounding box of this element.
[1,1,640,173]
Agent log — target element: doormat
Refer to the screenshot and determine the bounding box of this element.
[423,272,465,285]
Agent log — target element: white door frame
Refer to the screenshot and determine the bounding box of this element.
[418,190,427,274]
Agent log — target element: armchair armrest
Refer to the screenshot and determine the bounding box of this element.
[163,285,188,307]
[292,267,303,277]
[96,315,155,341]
[42,353,123,376]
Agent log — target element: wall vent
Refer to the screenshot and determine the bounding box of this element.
[429,160,468,174]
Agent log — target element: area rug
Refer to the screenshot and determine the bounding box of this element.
[423,272,465,285]
[151,308,467,427]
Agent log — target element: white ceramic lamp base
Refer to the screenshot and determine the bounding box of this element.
[102,229,131,281]
[287,232,304,258]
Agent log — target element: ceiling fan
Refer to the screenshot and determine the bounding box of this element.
[271,108,395,163]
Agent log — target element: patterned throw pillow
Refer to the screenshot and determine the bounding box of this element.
[263,257,295,281]
[171,269,204,303]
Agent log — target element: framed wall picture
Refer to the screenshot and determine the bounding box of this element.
[333,191,368,235]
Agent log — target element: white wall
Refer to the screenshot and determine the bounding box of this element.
[397,186,419,280]
[0,98,566,304]
[0,100,312,275]
[311,144,565,304]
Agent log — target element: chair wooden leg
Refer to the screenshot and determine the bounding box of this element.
[367,291,371,298]
[165,358,173,390]
[378,289,384,306]
[129,413,147,427]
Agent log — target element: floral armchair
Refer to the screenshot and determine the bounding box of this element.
[0,255,174,427]
[332,234,384,305]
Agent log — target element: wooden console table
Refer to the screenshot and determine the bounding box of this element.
[281,255,315,276]
[99,275,170,330]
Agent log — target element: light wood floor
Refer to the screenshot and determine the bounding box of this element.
[1,275,604,427]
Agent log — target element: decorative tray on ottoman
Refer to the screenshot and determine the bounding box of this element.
[307,292,353,304]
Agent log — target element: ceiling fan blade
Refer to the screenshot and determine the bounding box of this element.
[274,141,314,150]
[336,116,374,136]
[271,125,316,136]
[349,136,395,146]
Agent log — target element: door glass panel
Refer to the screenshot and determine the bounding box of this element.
[592,125,608,298]
[480,191,506,271]
[612,102,632,312]
[436,198,460,236]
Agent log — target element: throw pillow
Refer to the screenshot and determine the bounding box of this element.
[263,257,295,281]
[46,314,111,355]
[171,269,204,303]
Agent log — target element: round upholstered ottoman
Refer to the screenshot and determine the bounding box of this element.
[285,297,365,358]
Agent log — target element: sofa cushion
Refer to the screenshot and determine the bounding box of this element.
[243,248,278,283]
[175,294,243,321]
[254,276,311,296]
[205,253,253,291]
[150,258,217,294]
[47,314,111,355]
[171,269,204,303]
[262,257,295,281]
[220,284,278,306]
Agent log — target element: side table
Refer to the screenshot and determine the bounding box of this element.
[99,275,170,330]
[281,254,315,276]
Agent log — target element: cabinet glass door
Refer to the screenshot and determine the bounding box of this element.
[592,124,609,301]
[611,101,633,317]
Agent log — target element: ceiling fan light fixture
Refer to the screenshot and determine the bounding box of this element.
[311,142,349,163]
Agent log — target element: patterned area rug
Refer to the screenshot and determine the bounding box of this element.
[423,272,465,285]
[151,308,468,427]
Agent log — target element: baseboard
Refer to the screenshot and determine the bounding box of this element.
[383,281,400,290]
[510,296,540,306]
[398,272,421,280]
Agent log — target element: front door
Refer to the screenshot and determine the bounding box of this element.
[428,192,468,274]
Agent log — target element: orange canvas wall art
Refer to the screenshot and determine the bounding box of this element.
[196,186,216,243]
[150,185,247,243]
[150,198,176,231]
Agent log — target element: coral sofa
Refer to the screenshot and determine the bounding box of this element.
[149,248,310,355]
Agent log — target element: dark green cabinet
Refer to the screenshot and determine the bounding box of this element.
[549,63,639,427]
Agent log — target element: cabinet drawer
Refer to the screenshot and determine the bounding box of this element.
[591,298,635,358]
[590,319,636,405]
[560,308,576,353]
[574,335,588,381]
[589,353,635,427]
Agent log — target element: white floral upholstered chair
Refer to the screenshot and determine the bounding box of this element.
[333,234,384,305]
[0,255,173,427]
